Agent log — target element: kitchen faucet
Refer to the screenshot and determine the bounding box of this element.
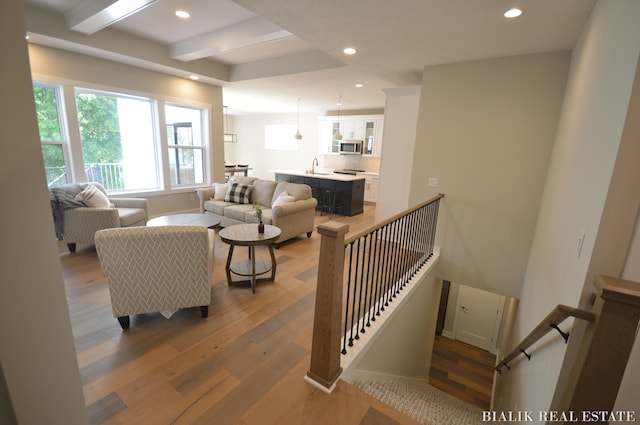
[311,157,318,174]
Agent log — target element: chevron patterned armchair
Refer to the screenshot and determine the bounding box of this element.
[95,225,214,329]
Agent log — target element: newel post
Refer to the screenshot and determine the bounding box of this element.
[305,221,349,393]
[566,275,640,413]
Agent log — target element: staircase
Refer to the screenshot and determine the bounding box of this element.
[351,378,485,425]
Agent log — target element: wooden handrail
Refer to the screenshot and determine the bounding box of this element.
[495,304,595,372]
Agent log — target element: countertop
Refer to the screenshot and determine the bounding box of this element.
[273,169,367,182]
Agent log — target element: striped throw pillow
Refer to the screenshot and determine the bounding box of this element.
[75,183,112,208]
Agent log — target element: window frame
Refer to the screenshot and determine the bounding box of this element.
[32,76,212,196]
[74,86,160,192]
[165,103,208,187]
[33,82,72,187]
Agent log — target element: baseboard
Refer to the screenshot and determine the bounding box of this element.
[441,330,455,339]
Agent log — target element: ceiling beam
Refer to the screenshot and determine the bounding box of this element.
[66,0,157,35]
[25,4,231,84]
[230,49,346,82]
[169,17,294,62]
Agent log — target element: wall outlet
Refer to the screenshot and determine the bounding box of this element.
[189,193,196,202]
[428,177,439,187]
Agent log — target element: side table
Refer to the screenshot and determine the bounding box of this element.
[218,224,281,293]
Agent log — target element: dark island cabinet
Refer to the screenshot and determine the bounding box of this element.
[275,173,365,216]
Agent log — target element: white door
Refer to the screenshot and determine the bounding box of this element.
[454,285,505,351]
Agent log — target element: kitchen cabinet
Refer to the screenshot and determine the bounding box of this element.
[339,119,359,140]
[318,120,339,153]
[318,115,384,156]
[275,172,365,216]
[363,177,379,203]
[359,173,379,203]
[362,119,384,156]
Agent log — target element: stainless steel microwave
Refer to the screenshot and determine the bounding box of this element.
[338,139,363,155]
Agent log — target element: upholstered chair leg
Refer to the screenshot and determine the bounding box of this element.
[200,306,209,318]
[117,316,130,330]
[67,243,76,252]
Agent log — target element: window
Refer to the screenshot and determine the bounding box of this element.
[264,124,299,151]
[33,83,68,187]
[75,89,157,191]
[165,104,205,185]
[34,81,210,193]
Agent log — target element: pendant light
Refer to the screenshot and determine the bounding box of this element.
[294,98,303,140]
[334,95,343,140]
[223,105,237,143]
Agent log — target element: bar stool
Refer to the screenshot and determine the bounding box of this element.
[322,189,343,218]
[310,187,323,215]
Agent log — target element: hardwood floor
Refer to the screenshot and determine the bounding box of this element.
[60,205,424,425]
[59,204,492,424]
[429,334,496,410]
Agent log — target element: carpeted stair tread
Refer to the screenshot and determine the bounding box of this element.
[352,378,484,425]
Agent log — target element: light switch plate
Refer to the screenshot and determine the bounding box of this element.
[428,177,439,187]
[577,231,586,257]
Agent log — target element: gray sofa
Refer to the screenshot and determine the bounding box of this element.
[196,176,318,245]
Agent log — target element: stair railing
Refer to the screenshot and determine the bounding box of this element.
[496,275,640,415]
[495,305,595,372]
[305,194,443,393]
[558,275,640,414]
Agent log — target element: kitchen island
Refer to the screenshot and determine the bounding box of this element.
[274,170,365,216]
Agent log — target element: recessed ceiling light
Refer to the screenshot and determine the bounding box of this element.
[355,83,364,88]
[343,47,357,55]
[189,75,199,80]
[175,10,190,19]
[504,8,523,18]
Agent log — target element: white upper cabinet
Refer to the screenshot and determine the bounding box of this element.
[318,119,338,153]
[318,115,384,156]
[362,118,384,156]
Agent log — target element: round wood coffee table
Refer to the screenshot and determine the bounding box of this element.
[147,213,221,229]
[218,224,281,293]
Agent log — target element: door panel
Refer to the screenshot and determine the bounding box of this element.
[454,285,504,351]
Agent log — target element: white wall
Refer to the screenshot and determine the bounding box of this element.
[0,3,88,423]
[376,86,421,222]
[347,263,441,381]
[411,51,571,299]
[496,0,640,414]
[226,112,322,181]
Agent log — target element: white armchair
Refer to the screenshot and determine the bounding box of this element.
[95,226,214,329]
[50,182,148,252]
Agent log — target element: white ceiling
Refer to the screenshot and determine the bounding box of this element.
[23,0,596,114]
